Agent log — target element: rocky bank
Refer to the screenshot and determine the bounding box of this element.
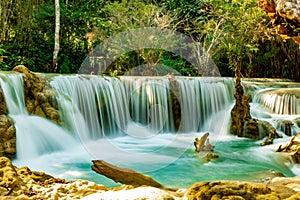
[2,156,300,199]
[0,65,60,158]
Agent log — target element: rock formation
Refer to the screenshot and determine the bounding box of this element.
[0,115,16,158]
[0,157,107,199]
[230,68,252,137]
[230,68,280,144]
[276,132,300,163]
[184,177,300,200]
[0,88,16,158]
[2,156,300,199]
[12,65,60,123]
[258,0,300,45]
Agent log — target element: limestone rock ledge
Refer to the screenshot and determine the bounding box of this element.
[12,65,60,123]
[0,115,16,158]
[0,157,107,200]
[184,177,300,200]
[3,156,300,200]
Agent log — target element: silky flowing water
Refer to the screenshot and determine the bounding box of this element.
[0,74,299,188]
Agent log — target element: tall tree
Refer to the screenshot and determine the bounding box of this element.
[53,0,60,72]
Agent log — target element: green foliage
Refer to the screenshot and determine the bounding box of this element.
[161,52,198,76]
[0,0,299,78]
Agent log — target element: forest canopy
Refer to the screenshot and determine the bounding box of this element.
[0,0,299,78]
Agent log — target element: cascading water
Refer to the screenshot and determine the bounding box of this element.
[0,73,78,160]
[253,88,300,115]
[50,75,235,139]
[0,73,299,187]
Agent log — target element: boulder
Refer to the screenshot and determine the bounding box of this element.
[12,65,60,123]
[243,118,261,139]
[0,115,16,158]
[259,120,282,146]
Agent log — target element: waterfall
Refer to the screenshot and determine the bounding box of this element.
[50,75,235,139]
[0,73,77,160]
[0,74,27,115]
[176,77,235,132]
[1,74,299,185]
[253,88,300,115]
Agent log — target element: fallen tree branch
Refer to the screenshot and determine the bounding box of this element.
[91,160,163,188]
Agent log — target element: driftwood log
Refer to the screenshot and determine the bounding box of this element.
[91,160,163,188]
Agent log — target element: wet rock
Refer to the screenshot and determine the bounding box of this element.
[243,118,261,139]
[276,119,294,136]
[230,72,251,137]
[0,89,6,115]
[0,115,16,158]
[12,65,60,123]
[293,117,300,127]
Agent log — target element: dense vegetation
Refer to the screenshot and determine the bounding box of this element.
[0,0,299,78]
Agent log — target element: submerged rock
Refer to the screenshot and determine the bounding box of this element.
[12,65,60,123]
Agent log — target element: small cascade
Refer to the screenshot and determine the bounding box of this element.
[120,77,175,134]
[0,74,27,115]
[176,77,235,132]
[51,75,235,139]
[253,88,300,115]
[0,73,77,160]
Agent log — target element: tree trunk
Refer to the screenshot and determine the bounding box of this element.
[91,160,163,188]
[53,0,60,72]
